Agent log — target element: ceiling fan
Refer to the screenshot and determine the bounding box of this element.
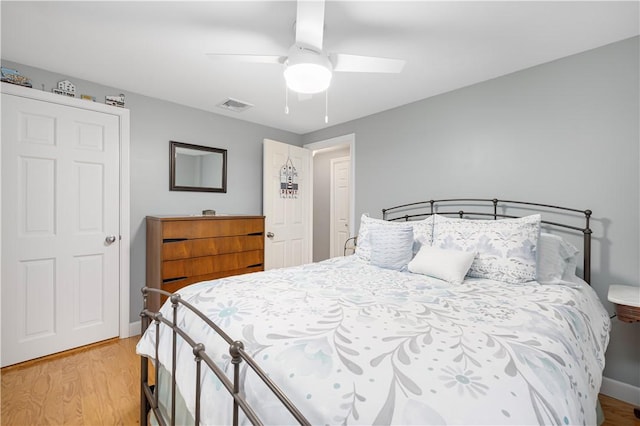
[206,0,406,95]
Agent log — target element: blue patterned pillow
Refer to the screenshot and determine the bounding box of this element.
[412,216,435,246]
[432,214,541,283]
[355,214,431,261]
[537,233,580,284]
[369,223,414,271]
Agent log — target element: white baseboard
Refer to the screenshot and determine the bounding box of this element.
[600,376,640,405]
[128,320,142,337]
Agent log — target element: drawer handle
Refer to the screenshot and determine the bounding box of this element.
[163,238,187,243]
[247,263,263,268]
[248,232,263,236]
[163,277,187,284]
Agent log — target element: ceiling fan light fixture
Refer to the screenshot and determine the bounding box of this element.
[284,46,333,94]
[284,63,332,94]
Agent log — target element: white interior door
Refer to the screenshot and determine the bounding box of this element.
[1,93,120,367]
[263,139,311,269]
[330,156,350,258]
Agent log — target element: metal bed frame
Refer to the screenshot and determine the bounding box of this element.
[140,197,593,426]
[140,287,311,426]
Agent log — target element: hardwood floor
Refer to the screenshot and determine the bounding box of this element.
[1,337,140,425]
[1,337,639,425]
[600,394,640,426]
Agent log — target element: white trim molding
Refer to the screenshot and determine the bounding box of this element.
[600,376,640,406]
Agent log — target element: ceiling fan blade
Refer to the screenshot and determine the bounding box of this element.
[206,54,285,65]
[331,53,405,73]
[295,0,325,50]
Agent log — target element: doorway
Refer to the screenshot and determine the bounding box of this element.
[304,134,355,262]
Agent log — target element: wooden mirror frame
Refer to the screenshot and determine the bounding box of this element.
[170,141,227,193]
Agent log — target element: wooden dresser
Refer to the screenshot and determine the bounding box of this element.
[146,215,265,311]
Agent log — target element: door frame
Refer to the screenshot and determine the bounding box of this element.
[1,82,131,339]
[304,133,356,246]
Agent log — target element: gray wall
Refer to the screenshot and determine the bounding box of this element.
[302,37,640,388]
[1,60,303,323]
[313,148,350,262]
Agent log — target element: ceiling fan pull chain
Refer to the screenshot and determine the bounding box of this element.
[285,85,290,115]
[324,89,329,124]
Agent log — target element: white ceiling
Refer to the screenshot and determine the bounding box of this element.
[2,1,638,134]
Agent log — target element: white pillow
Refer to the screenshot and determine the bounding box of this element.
[355,214,431,261]
[408,245,476,284]
[432,214,542,284]
[369,224,414,271]
[536,233,580,284]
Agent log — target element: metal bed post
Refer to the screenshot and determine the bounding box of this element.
[140,289,151,426]
[153,313,163,425]
[230,341,244,426]
[170,295,180,426]
[140,287,167,426]
[193,343,204,426]
[584,209,592,284]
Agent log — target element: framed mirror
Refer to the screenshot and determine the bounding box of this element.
[170,141,227,193]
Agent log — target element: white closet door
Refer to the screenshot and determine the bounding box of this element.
[1,94,120,366]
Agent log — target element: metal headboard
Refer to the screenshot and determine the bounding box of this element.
[381,198,592,284]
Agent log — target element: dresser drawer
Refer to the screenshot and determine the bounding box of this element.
[162,235,264,261]
[162,218,264,239]
[161,266,264,294]
[162,250,264,279]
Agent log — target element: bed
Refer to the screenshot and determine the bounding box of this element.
[137,198,611,425]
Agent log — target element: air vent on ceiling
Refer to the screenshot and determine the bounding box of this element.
[217,97,253,112]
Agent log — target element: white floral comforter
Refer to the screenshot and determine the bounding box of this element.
[136,256,610,426]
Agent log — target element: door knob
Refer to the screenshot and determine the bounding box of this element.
[266,232,275,238]
[105,235,117,245]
